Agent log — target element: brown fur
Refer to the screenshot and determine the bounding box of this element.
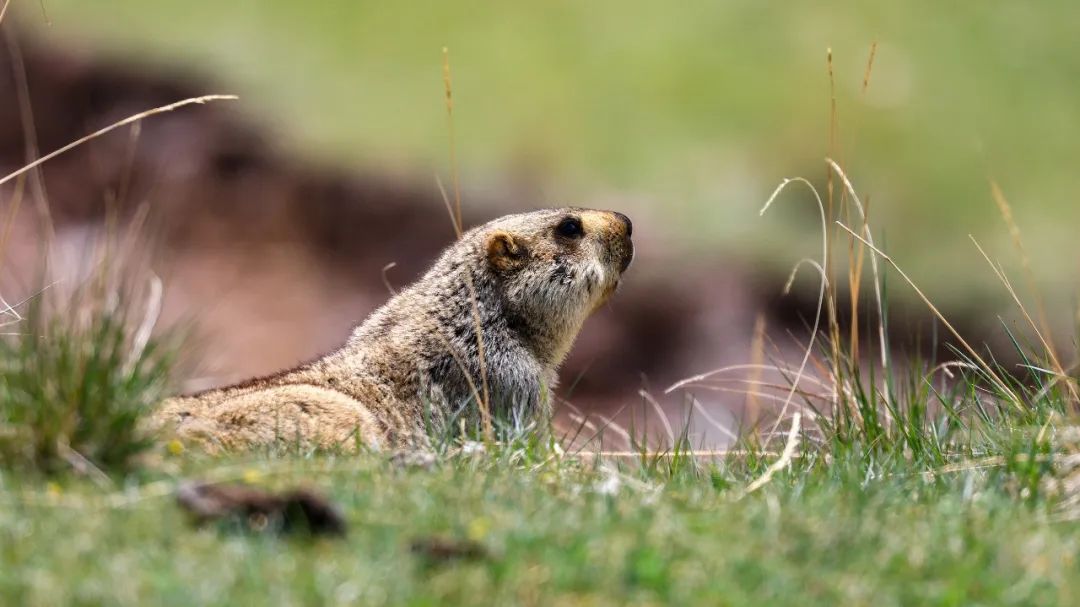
[153,208,633,451]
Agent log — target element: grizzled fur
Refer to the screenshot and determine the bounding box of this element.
[153,208,634,450]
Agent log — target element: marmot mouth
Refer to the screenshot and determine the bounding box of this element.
[618,241,635,273]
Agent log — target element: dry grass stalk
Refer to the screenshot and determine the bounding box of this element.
[835,222,1023,408]
[827,158,888,374]
[823,48,843,387]
[758,177,830,441]
[435,52,491,441]
[986,182,1079,407]
[4,28,56,248]
[969,236,1079,407]
[638,390,675,448]
[463,268,493,442]
[442,47,463,238]
[738,412,802,498]
[845,43,878,364]
[571,450,788,460]
[0,95,238,189]
[745,312,767,427]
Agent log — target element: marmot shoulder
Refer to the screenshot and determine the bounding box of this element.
[153,207,634,450]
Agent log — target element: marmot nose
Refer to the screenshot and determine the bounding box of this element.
[612,212,632,237]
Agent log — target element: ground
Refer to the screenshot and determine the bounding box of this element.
[2,442,1078,606]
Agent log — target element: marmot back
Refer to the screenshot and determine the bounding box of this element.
[153,208,634,450]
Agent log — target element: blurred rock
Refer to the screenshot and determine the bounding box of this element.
[176,481,347,537]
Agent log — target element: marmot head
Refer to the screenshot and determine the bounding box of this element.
[475,208,634,363]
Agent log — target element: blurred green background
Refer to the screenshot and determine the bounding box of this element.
[18,1,1080,311]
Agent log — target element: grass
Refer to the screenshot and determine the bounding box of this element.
[0,435,1078,605]
[0,93,235,477]
[2,153,1079,603]
[0,293,173,475]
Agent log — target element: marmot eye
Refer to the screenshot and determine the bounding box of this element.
[555,217,584,239]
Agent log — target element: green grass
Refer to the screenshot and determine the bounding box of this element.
[1,265,1077,605]
[0,283,175,476]
[19,1,1080,307]
[1,434,1078,606]
[3,265,1076,604]
[2,298,1078,606]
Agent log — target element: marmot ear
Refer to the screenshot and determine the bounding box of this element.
[485,230,526,271]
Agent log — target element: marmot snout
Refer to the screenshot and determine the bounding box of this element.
[154,208,634,450]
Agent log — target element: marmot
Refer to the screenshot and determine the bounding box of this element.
[154,208,634,451]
